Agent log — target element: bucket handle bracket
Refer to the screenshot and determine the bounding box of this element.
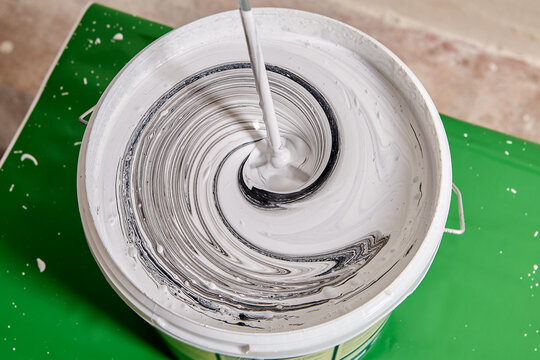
[79,106,95,126]
[444,183,465,235]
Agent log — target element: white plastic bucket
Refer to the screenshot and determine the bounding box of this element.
[77,8,455,359]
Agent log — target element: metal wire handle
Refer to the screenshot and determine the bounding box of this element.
[78,106,95,126]
[444,183,465,235]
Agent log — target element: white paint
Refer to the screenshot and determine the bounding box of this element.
[95,37,101,45]
[61,92,69,96]
[83,77,87,85]
[535,231,539,238]
[243,136,310,192]
[113,33,123,41]
[74,141,82,146]
[36,258,46,272]
[9,184,14,192]
[77,9,452,359]
[0,40,14,54]
[20,153,38,166]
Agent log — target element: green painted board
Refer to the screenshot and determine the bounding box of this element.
[1,3,539,359]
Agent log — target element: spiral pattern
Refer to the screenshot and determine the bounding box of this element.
[118,63,390,329]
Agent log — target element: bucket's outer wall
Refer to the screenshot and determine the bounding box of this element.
[162,317,388,360]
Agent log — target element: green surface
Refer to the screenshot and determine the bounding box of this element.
[1,3,539,359]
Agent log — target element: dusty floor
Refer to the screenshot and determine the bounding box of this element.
[1,0,540,156]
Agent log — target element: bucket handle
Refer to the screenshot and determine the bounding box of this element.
[444,183,465,235]
[78,106,95,126]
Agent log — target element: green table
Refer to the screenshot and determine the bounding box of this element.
[1,4,539,359]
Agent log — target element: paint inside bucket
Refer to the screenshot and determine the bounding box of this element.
[77,8,452,359]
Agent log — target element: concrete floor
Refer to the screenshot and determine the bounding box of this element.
[1,0,540,156]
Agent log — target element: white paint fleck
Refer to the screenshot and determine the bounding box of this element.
[506,140,513,144]
[37,258,46,273]
[524,333,528,337]
[504,150,509,156]
[61,92,69,96]
[535,231,539,237]
[20,153,38,166]
[499,250,503,254]
[21,272,25,276]
[83,77,87,85]
[113,33,123,41]
[95,37,101,45]
[534,265,539,271]
[463,133,468,138]
[14,150,22,154]
[74,141,82,146]
[510,188,517,194]
[0,40,14,54]
[9,184,14,192]
[22,205,27,210]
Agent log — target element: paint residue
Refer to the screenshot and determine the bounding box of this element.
[0,40,14,54]
[113,33,123,41]
[20,153,38,166]
[36,258,46,272]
